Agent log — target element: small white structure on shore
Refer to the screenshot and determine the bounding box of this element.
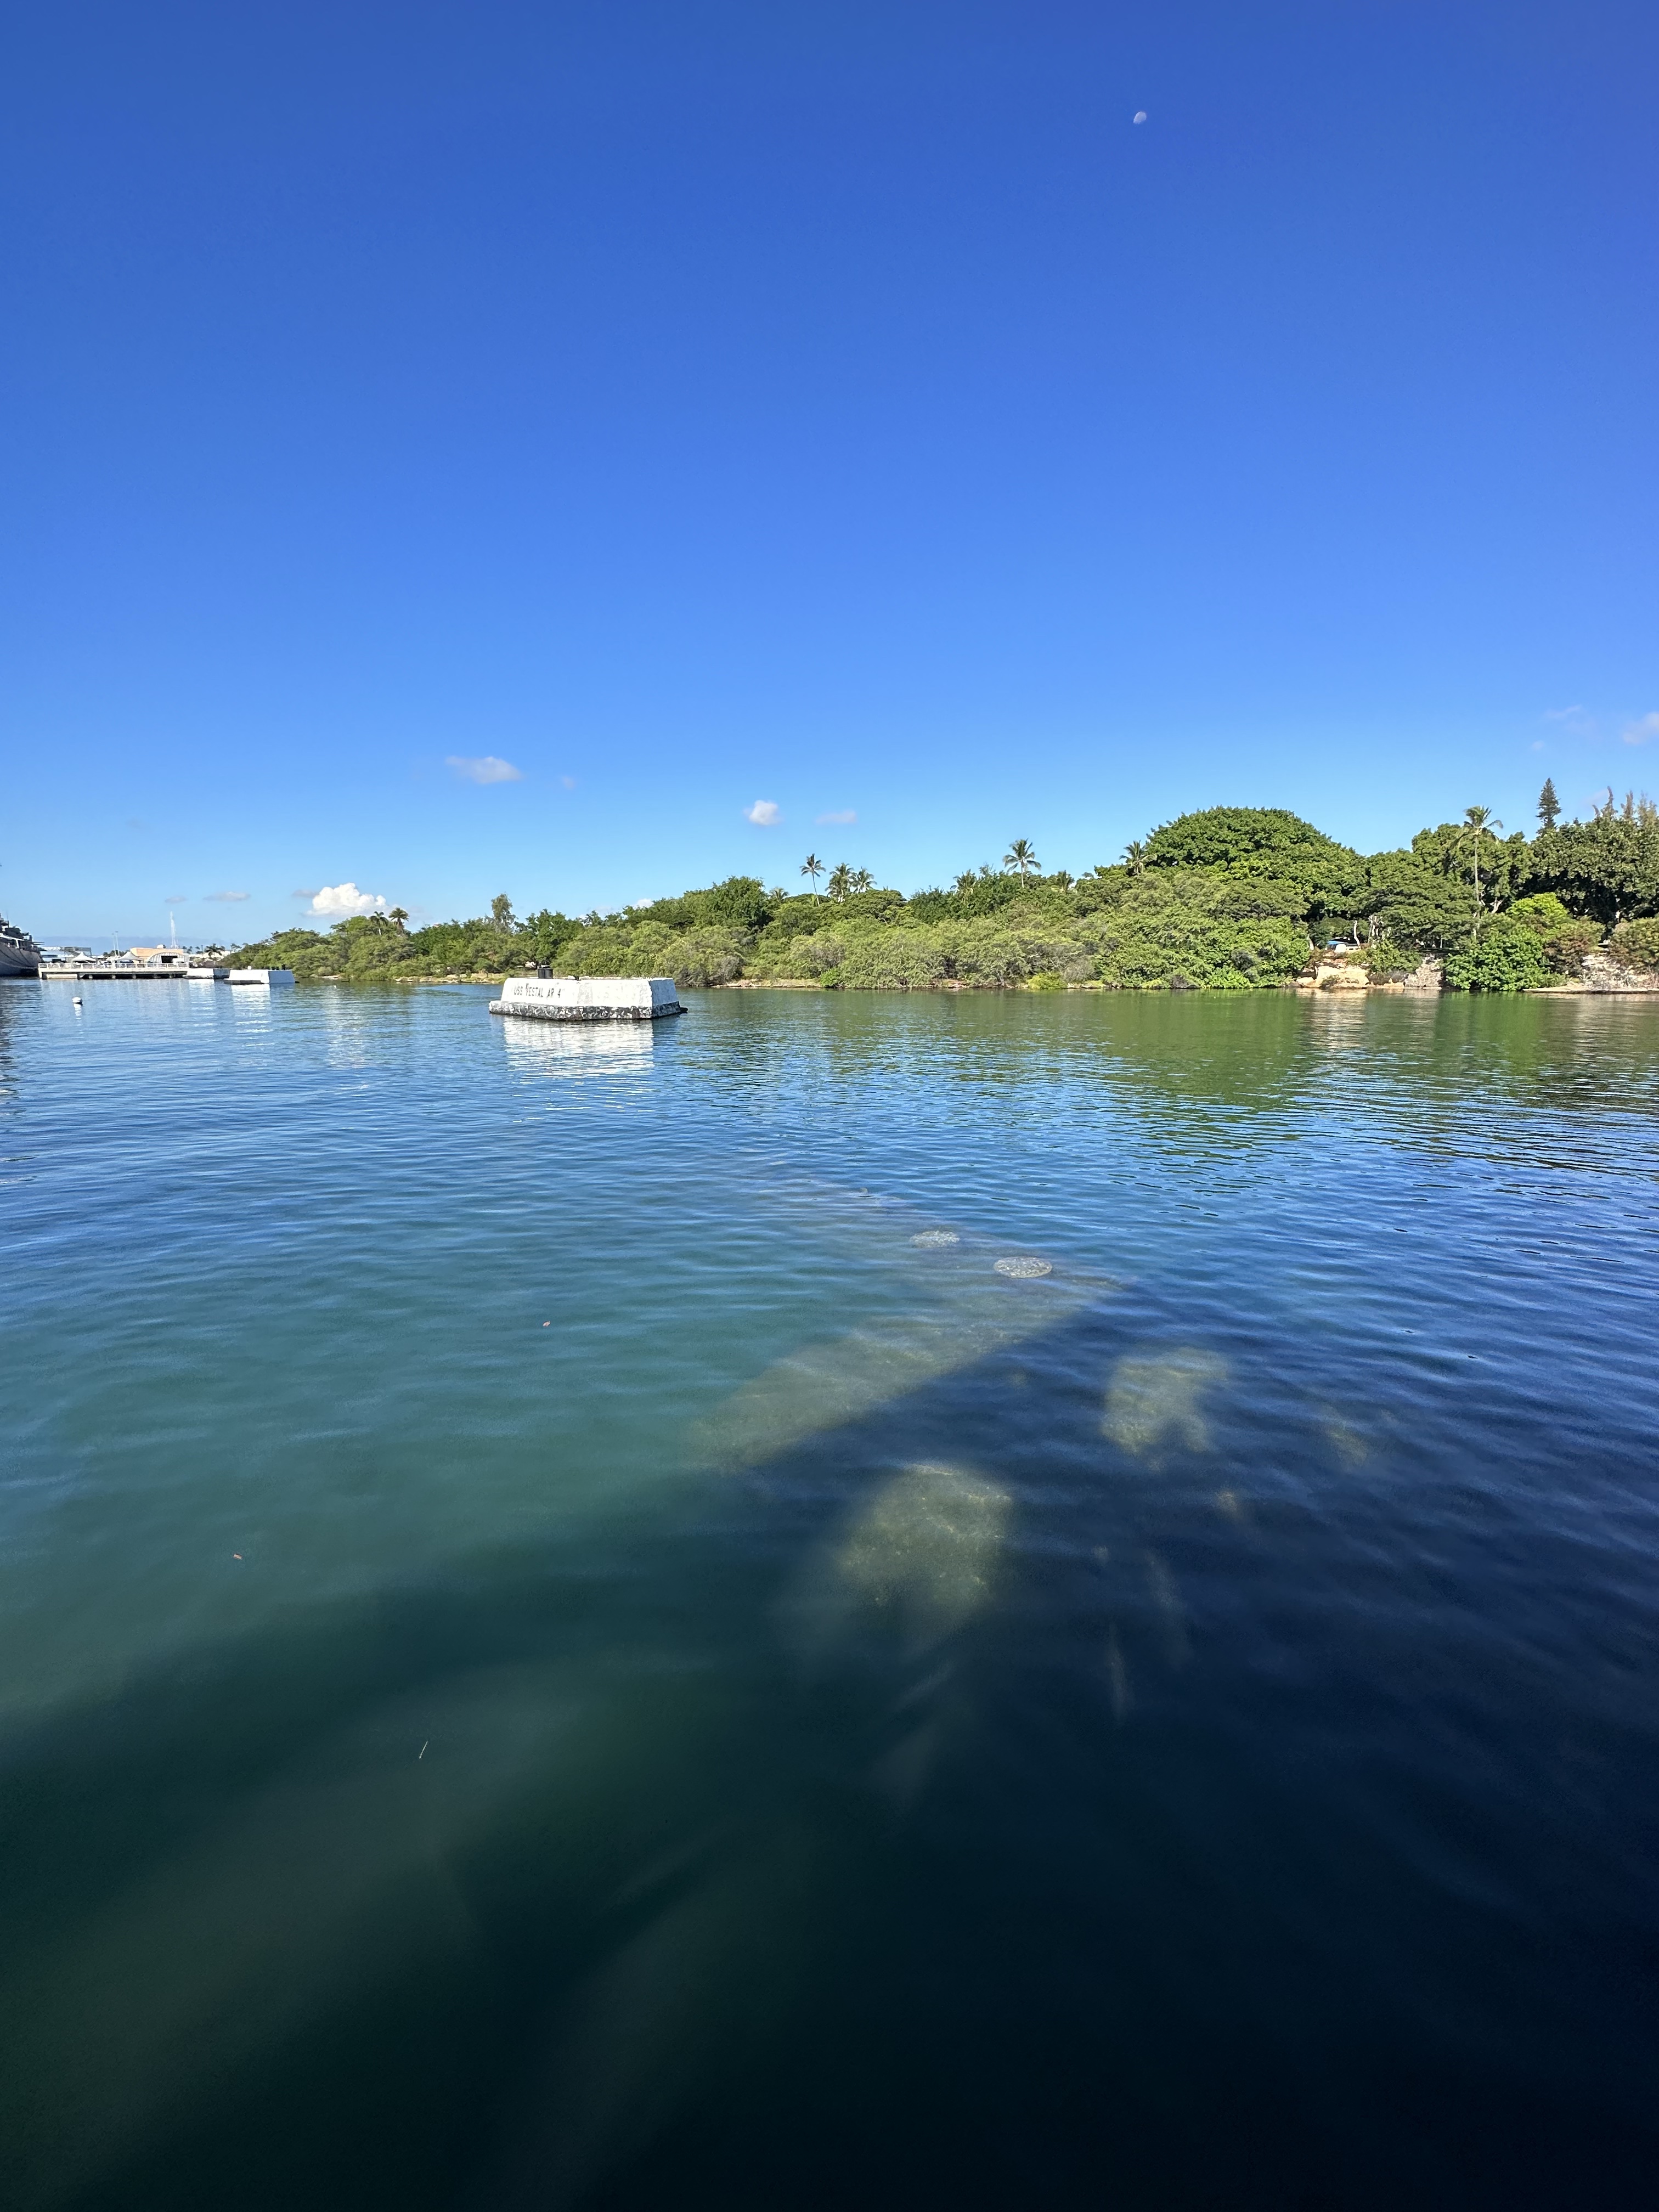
[228,968,295,987]
[490,975,682,1023]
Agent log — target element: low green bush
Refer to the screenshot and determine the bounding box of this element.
[835,933,947,989]
[1611,918,1659,972]
[1443,918,1550,992]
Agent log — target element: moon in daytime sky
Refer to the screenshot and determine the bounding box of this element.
[1133,110,1148,123]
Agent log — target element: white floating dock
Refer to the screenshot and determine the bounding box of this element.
[228,968,295,987]
[489,975,682,1022]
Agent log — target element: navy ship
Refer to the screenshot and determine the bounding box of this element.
[0,915,42,978]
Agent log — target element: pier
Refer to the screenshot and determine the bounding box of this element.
[41,960,228,981]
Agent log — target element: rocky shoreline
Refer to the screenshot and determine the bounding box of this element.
[309,960,1659,998]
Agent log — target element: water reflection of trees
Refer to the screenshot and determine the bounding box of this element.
[714,990,1659,1141]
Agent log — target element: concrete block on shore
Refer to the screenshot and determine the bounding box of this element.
[490,975,683,1022]
[1582,952,1659,993]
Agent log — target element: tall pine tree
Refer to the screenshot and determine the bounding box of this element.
[1537,777,1561,831]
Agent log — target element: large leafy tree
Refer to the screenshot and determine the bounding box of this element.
[691,877,774,930]
[1142,806,1352,872]
[520,909,578,964]
[1142,807,1365,929]
[1529,803,1659,927]
[1410,821,1529,919]
[1364,850,1478,956]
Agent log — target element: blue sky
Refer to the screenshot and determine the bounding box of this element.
[3,0,1655,944]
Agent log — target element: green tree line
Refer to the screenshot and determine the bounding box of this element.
[223,787,1659,994]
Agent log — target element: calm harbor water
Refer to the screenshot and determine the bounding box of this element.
[3,979,1657,2209]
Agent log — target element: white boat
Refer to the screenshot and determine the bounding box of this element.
[228,968,295,987]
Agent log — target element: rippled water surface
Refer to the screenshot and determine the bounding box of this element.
[4,980,1658,2209]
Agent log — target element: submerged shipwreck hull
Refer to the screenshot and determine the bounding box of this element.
[489,974,684,1022]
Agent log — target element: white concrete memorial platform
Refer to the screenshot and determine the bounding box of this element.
[489,975,683,1022]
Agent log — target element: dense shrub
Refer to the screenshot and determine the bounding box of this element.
[1350,938,1418,979]
[1443,918,1550,993]
[746,930,844,979]
[1508,894,1599,975]
[1509,893,1573,934]
[1610,918,1659,971]
[835,933,947,989]
[661,928,747,989]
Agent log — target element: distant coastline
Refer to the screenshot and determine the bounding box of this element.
[222,797,1659,997]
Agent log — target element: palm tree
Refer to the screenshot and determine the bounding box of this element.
[1003,838,1039,885]
[1123,839,1148,877]
[1456,806,1502,915]
[826,863,853,903]
[388,906,409,935]
[800,853,824,901]
[850,867,874,894]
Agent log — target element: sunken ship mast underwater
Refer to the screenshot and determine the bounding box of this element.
[0,915,41,979]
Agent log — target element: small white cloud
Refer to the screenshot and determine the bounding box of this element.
[1544,704,1596,736]
[206,890,251,902]
[816,809,857,826]
[163,893,189,903]
[447,755,523,785]
[745,799,782,826]
[631,899,655,910]
[1621,712,1659,747]
[310,882,387,917]
[1530,740,1545,752]
[560,775,577,790]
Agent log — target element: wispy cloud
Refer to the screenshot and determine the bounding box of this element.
[1544,704,1596,737]
[560,775,577,790]
[163,893,189,903]
[309,883,386,917]
[206,890,251,903]
[447,755,523,785]
[744,799,781,826]
[1622,712,1659,747]
[816,809,857,826]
